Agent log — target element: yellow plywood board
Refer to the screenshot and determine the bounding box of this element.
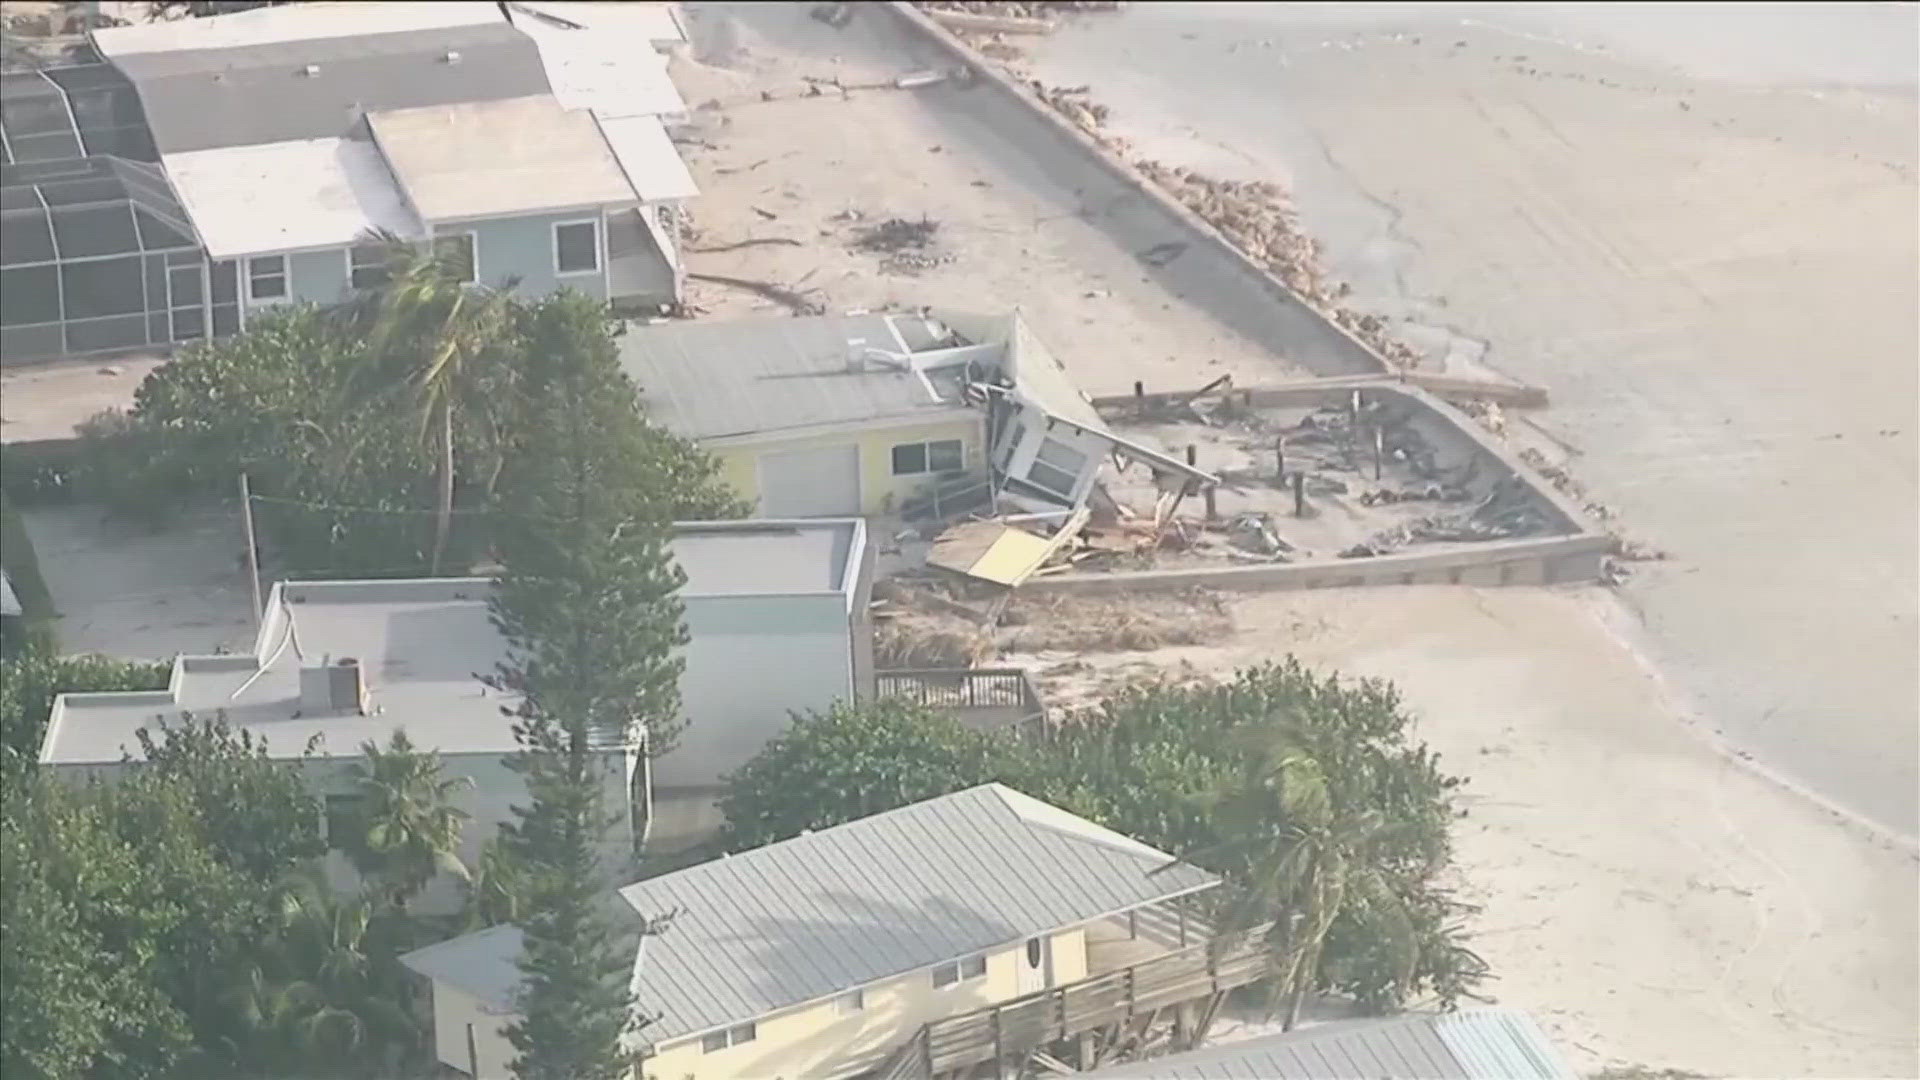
[968,528,1056,586]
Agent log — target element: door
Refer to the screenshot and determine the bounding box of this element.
[757,444,861,517]
[1016,936,1048,996]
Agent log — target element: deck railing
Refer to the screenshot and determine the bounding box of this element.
[874,667,1046,734]
[869,917,1274,1080]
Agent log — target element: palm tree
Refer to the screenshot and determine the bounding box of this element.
[220,866,421,1076]
[344,728,474,915]
[1166,718,1410,1033]
[339,229,514,572]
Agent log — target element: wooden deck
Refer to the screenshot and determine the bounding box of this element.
[870,905,1272,1080]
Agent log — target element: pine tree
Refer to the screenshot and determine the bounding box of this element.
[485,297,688,1079]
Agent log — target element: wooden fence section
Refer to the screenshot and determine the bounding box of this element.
[874,922,1273,1080]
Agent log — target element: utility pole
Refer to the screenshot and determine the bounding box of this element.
[239,472,262,631]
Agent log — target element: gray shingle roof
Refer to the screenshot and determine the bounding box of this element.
[401,784,1219,1046]
[617,311,989,442]
[109,23,552,154]
[1078,1010,1575,1080]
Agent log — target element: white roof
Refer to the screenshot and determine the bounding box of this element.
[162,137,423,258]
[509,2,687,47]
[515,11,687,120]
[367,95,641,221]
[92,1,506,57]
[0,570,20,618]
[597,115,698,202]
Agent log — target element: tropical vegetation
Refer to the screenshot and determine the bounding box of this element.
[719,661,1487,1022]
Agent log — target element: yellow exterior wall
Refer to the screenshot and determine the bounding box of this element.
[640,928,1090,1080]
[711,416,983,518]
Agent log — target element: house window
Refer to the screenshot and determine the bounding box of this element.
[891,439,964,477]
[322,793,364,848]
[554,220,599,275]
[348,245,391,290]
[433,233,476,283]
[931,955,987,988]
[1026,436,1088,498]
[834,989,865,1016]
[700,1023,756,1053]
[245,255,286,300]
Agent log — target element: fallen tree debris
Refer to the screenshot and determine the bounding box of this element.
[686,272,825,315]
[688,237,803,253]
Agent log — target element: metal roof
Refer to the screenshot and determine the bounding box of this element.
[617,311,991,442]
[365,95,638,223]
[101,21,552,155]
[90,2,509,57]
[597,114,698,202]
[513,6,687,121]
[1078,1010,1576,1079]
[161,134,422,258]
[402,784,1221,1047]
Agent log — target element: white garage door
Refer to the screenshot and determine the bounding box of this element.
[757,444,861,517]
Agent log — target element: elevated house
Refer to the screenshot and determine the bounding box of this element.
[0,1,694,363]
[616,309,1217,525]
[37,519,875,910]
[400,783,1234,1080]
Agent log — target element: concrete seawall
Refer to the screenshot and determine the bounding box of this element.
[1036,379,1615,593]
[878,1,1392,379]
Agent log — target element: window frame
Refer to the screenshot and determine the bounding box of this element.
[322,793,364,849]
[244,253,287,302]
[1025,435,1087,498]
[432,231,478,284]
[699,1022,757,1054]
[890,438,965,477]
[552,218,601,276]
[932,954,988,988]
[346,244,392,291]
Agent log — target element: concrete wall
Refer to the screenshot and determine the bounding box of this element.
[427,981,514,1078]
[663,592,857,788]
[439,210,612,302]
[638,926,1089,1080]
[711,415,984,518]
[877,1,1391,379]
[1030,379,1616,594]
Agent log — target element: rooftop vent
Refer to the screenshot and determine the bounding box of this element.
[301,64,320,77]
[444,50,462,64]
[844,337,868,373]
[299,656,366,715]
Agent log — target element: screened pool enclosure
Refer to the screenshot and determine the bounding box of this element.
[1,60,232,363]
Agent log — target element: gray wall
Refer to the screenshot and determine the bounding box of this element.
[439,210,610,302]
[288,248,349,305]
[664,592,857,788]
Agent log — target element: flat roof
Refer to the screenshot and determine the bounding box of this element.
[161,135,422,258]
[597,114,698,202]
[403,784,1220,1044]
[618,311,994,442]
[102,20,552,155]
[515,11,687,120]
[40,521,863,766]
[91,2,508,56]
[509,2,688,47]
[367,95,638,222]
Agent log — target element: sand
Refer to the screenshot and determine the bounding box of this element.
[1012,586,1919,1078]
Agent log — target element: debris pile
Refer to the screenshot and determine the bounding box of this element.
[1339,476,1549,557]
[873,579,1230,662]
[921,1,1125,15]
[850,217,955,275]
